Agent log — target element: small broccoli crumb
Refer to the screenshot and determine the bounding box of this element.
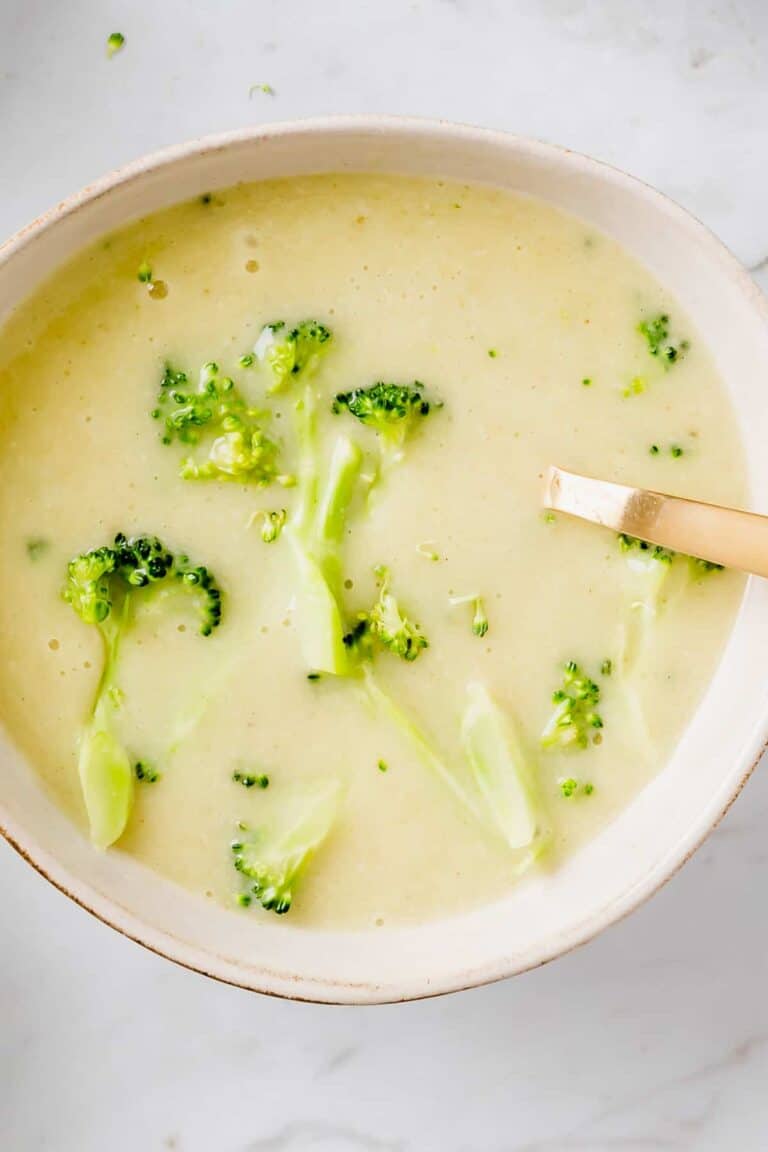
[137,262,153,284]
[239,352,255,368]
[488,349,498,358]
[235,893,252,908]
[618,533,675,563]
[623,376,647,398]
[560,777,595,798]
[26,537,50,561]
[601,658,613,677]
[448,593,488,637]
[671,445,684,458]
[581,377,592,387]
[253,508,287,543]
[106,32,125,57]
[542,511,556,525]
[135,761,160,783]
[638,313,689,365]
[377,759,388,773]
[233,771,269,789]
[416,542,441,562]
[649,444,660,456]
[249,82,275,97]
[691,557,724,574]
[307,672,322,682]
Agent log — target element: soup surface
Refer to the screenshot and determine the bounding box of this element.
[0,174,747,929]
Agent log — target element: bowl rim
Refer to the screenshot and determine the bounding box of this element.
[2,113,767,1004]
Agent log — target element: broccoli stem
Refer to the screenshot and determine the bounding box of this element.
[361,666,482,821]
[314,436,363,565]
[292,384,319,538]
[287,534,350,677]
[461,682,541,851]
[287,402,363,675]
[78,602,133,848]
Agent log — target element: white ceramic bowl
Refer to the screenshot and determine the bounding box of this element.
[2,117,768,1004]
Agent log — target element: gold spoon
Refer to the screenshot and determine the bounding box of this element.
[543,465,768,579]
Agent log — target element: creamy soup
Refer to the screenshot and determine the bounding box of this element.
[0,174,746,929]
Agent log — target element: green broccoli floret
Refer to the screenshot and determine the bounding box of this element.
[135,761,160,783]
[541,661,603,751]
[255,509,287,544]
[449,593,489,638]
[253,320,333,393]
[366,566,428,661]
[341,567,429,666]
[231,780,340,914]
[637,313,689,365]
[332,381,434,471]
[106,31,125,57]
[63,533,222,848]
[153,361,280,484]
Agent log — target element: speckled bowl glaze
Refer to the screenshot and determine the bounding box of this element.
[2,117,768,1003]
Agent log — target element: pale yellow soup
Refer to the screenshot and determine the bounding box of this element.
[0,174,746,929]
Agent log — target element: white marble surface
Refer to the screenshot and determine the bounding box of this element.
[2,2,768,1148]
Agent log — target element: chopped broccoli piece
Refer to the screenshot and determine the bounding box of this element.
[488,349,498,359]
[26,537,50,561]
[250,320,358,676]
[106,32,125,57]
[154,361,280,485]
[137,262,153,284]
[559,778,595,798]
[671,444,684,458]
[233,771,269,789]
[231,780,340,914]
[416,541,441,562]
[255,509,287,544]
[253,320,333,394]
[363,668,545,863]
[63,533,221,847]
[449,593,488,638]
[600,658,613,677]
[332,380,435,472]
[461,682,542,850]
[377,759,388,773]
[690,556,724,575]
[638,313,689,365]
[342,566,430,666]
[622,376,647,398]
[541,661,603,751]
[134,761,160,783]
[366,566,428,662]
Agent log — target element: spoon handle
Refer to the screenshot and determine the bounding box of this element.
[544,465,768,579]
